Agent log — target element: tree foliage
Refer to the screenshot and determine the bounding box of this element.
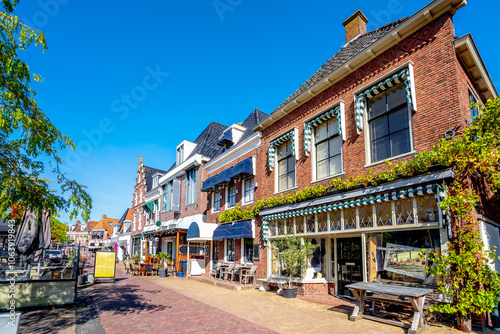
[0,0,92,221]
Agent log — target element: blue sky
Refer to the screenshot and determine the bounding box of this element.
[14,1,499,224]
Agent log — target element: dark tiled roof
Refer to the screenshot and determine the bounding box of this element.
[209,108,269,160]
[240,108,268,142]
[267,18,408,117]
[145,166,167,192]
[167,121,228,173]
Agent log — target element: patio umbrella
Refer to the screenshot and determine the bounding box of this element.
[38,210,51,250]
[14,210,40,255]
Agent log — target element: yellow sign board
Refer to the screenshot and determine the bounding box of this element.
[94,251,116,278]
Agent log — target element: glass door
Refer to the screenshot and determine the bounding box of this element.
[337,237,362,296]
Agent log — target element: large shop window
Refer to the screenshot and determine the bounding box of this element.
[368,84,412,162]
[243,177,254,204]
[226,239,235,262]
[315,118,342,179]
[277,141,296,192]
[185,167,197,206]
[227,184,236,208]
[243,238,254,263]
[162,181,173,212]
[213,189,221,212]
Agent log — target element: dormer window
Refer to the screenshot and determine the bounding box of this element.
[176,145,184,166]
[152,175,159,188]
[217,123,246,149]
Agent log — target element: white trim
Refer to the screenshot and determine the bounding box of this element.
[242,177,255,205]
[253,0,467,131]
[310,115,344,182]
[159,154,208,186]
[212,189,221,213]
[204,133,262,174]
[364,150,417,168]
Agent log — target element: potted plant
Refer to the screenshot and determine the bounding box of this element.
[42,258,50,267]
[155,252,171,277]
[131,254,141,264]
[273,235,318,298]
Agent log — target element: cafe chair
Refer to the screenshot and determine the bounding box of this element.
[152,263,160,276]
[221,263,234,281]
[123,262,130,275]
[229,264,242,282]
[142,264,153,276]
[210,263,222,279]
[129,263,139,276]
[241,265,257,285]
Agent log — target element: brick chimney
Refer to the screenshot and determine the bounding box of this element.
[102,214,107,219]
[342,10,368,43]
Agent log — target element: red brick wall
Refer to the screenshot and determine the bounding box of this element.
[160,163,209,222]
[257,14,461,201]
[205,152,257,224]
[131,160,147,236]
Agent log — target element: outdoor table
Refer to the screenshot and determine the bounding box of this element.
[346,282,433,334]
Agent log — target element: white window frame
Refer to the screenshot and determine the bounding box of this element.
[311,116,344,182]
[133,215,136,232]
[242,177,254,204]
[468,87,479,123]
[361,64,417,166]
[162,181,173,212]
[241,237,254,264]
[212,189,221,213]
[138,213,142,230]
[274,140,297,193]
[226,184,236,209]
[176,145,184,166]
[185,167,197,206]
[225,239,235,262]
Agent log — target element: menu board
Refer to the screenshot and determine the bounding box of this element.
[94,251,116,278]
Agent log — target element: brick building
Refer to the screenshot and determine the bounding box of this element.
[149,121,228,273]
[200,109,267,278]
[130,156,167,258]
[252,0,497,295]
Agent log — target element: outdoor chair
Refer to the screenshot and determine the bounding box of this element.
[241,265,257,285]
[221,263,234,281]
[229,264,242,282]
[210,263,222,279]
[152,263,160,276]
[52,268,66,279]
[129,263,140,276]
[123,262,130,275]
[142,264,153,276]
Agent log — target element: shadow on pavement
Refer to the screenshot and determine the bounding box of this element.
[18,306,75,334]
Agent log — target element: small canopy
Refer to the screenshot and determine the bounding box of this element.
[187,222,218,241]
[212,220,253,240]
[161,214,206,231]
[201,157,253,192]
[216,130,233,147]
[143,199,158,213]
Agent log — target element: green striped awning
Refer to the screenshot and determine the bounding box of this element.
[268,130,295,169]
[355,68,413,135]
[304,106,342,154]
[142,199,158,213]
[262,184,438,221]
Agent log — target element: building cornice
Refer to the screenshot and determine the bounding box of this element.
[158,154,209,186]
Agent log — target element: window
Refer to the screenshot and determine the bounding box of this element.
[133,215,136,231]
[138,213,142,230]
[213,189,221,212]
[368,84,412,162]
[226,239,235,262]
[315,118,342,179]
[227,184,236,208]
[176,145,184,166]
[469,89,479,123]
[162,181,173,212]
[243,238,254,263]
[185,167,197,206]
[152,176,158,188]
[243,177,254,203]
[134,193,137,206]
[277,141,296,191]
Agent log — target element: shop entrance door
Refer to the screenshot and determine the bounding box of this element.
[337,237,362,296]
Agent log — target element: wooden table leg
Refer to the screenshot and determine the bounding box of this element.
[409,296,427,334]
[349,288,366,321]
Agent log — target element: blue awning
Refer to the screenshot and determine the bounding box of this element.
[217,130,233,147]
[213,224,231,240]
[212,220,253,240]
[201,157,253,192]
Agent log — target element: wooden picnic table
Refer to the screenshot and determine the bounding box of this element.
[346,282,433,334]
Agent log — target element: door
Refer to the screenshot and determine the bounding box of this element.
[337,237,362,296]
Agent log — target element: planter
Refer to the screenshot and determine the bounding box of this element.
[158,269,167,278]
[457,318,472,333]
[77,275,87,285]
[87,273,94,283]
[282,288,298,298]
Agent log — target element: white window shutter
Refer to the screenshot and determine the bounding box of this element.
[293,127,300,161]
[339,102,347,141]
[172,178,181,212]
[408,63,417,112]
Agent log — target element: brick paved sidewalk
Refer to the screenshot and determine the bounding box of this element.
[90,270,276,333]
